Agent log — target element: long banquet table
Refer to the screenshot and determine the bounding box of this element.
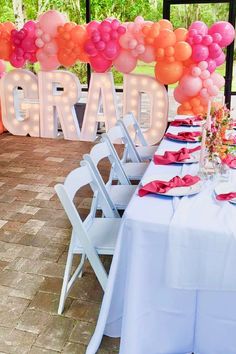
[86,118,236,354]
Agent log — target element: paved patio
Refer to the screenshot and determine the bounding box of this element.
[0,133,120,354]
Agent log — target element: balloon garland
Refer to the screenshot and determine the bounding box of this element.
[0,10,234,115]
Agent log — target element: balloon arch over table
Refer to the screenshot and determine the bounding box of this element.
[0,10,234,120]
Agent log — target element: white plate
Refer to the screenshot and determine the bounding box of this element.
[215,182,236,204]
[166,136,200,143]
[141,176,203,197]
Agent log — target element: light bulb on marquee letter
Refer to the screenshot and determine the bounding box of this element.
[123,74,168,145]
[38,71,81,140]
[0,69,40,137]
[80,72,118,141]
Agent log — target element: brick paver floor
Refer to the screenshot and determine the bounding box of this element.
[0,133,120,354]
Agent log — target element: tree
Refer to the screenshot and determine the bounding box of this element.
[12,0,24,28]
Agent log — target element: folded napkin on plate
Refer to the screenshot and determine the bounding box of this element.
[170,117,202,126]
[216,192,236,201]
[222,154,236,169]
[138,174,200,197]
[165,131,201,141]
[154,146,201,165]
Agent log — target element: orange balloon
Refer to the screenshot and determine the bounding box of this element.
[177,106,193,115]
[57,52,76,67]
[158,19,173,31]
[190,97,201,107]
[174,28,188,41]
[182,102,192,110]
[174,41,192,61]
[165,46,175,57]
[155,60,183,85]
[193,105,204,115]
[155,29,176,49]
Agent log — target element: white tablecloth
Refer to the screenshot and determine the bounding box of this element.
[86,121,236,354]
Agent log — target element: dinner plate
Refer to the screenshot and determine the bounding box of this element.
[141,176,203,197]
[166,136,200,143]
[215,182,236,204]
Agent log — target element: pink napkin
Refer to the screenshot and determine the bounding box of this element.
[170,117,202,126]
[165,131,201,142]
[216,192,236,201]
[222,155,236,169]
[154,146,201,165]
[138,174,201,197]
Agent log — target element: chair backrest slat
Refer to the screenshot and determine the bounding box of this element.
[122,112,148,147]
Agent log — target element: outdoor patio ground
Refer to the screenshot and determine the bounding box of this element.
[0,133,120,354]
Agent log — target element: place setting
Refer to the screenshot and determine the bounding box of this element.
[164,130,202,142]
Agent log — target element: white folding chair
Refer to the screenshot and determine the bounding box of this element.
[102,125,148,181]
[55,164,121,314]
[82,140,136,210]
[119,112,157,161]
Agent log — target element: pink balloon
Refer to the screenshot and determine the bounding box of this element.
[208,21,235,47]
[200,88,210,99]
[192,44,209,62]
[211,72,225,88]
[212,33,222,44]
[21,38,36,52]
[10,53,25,68]
[173,86,188,104]
[103,40,120,60]
[84,41,98,56]
[36,50,60,71]
[202,35,213,46]
[35,38,44,48]
[203,78,213,88]
[24,21,36,38]
[44,40,58,55]
[179,75,202,97]
[198,61,208,70]
[214,52,226,66]
[189,21,208,36]
[0,60,6,73]
[100,20,112,33]
[191,66,201,77]
[86,21,100,35]
[192,34,202,44]
[111,19,120,30]
[200,70,210,80]
[206,59,216,73]
[37,10,66,37]
[96,40,106,51]
[139,45,155,63]
[119,33,133,49]
[208,43,222,59]
[113,50,137,73]
[208,85,219,96]
[90,54,112,72]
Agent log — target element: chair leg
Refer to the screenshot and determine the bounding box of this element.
[58,248,74,315]
[78,253,86,278]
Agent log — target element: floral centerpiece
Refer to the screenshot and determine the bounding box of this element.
[205,104,236,167]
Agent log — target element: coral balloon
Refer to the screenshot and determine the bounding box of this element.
[174,41,192,61]
[155,60,183,84]
[113,50,137,73]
